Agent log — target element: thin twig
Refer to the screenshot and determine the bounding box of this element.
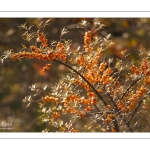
[54,60,134,132]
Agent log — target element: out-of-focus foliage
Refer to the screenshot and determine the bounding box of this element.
[99,18,150,60]
[1,18,150,132]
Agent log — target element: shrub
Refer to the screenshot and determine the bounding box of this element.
[1,19,150,132]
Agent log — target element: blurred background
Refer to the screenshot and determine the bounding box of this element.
[0,18,150,132]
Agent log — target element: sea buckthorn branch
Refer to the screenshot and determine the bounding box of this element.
[7,43,132,132]
[54,59,108,109]
[54,58,135,131]
[7,37,111,129]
